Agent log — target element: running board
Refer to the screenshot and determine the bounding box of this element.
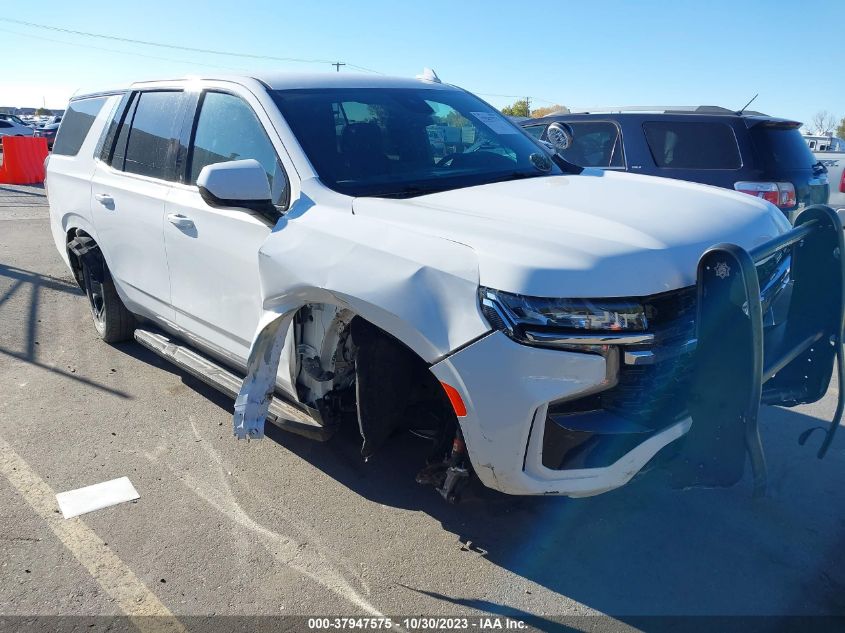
[133,328,332,441]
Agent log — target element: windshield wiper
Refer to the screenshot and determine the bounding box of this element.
[372,185,450,199]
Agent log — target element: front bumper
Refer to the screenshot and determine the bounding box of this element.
[432,205,845,497]
[431,331,692,496]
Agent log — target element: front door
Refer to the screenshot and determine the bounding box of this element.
[162,89,294,394]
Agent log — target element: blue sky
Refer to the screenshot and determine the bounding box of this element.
[1,0,842,128]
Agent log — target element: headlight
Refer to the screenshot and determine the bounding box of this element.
[479,287,653,352]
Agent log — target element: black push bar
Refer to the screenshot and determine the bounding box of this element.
[672,205,845,496]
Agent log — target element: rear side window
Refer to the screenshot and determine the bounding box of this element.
[750,126,817,170]
[122,91,184,180]
[188,91,288,207]
[561,121,625,168]
[52,97,107,156]
[643,121,741,169]
[0,121,11,129]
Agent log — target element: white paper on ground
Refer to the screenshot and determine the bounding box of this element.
[56,476,140,519]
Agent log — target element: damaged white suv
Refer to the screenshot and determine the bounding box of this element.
[47,73,844,501]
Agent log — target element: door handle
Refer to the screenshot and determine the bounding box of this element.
[167,213,195,229]
[94,193,114,208]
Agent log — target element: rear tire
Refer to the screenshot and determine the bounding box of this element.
[82,259,135,343]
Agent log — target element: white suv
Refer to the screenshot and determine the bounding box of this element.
[46,73,844,500]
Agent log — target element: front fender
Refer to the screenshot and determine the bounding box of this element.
[233,198,488,439]
[256,202,487,363]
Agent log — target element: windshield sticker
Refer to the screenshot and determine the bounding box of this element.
[470,112,518,135]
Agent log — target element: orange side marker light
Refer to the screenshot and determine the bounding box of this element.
[440,382,467,417]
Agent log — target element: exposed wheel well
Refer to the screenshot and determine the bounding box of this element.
[293,303,457,459]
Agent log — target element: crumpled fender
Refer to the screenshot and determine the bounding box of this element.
[233,308,295,439]
[233,185,487,439]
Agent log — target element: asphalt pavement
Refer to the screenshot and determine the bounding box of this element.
[1,183,844,631]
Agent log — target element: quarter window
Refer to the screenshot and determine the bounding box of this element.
[51,96,107,156]
[189,92,288,208]
[122,91,184,180]
[643,121,741,169]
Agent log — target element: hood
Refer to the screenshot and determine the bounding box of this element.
[352,170,791,297]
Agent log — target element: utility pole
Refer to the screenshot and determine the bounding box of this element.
[525,96,531,116]
[332,62,346,72]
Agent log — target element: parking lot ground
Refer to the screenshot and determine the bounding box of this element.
[1,183,845,629]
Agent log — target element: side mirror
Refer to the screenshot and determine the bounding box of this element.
[546,121,574,154]
[197,159,274,214]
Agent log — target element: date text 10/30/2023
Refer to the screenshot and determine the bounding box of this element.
[307,617,528,630]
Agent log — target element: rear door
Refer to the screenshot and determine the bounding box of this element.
[90,89,187,320]
[162,87,292,386]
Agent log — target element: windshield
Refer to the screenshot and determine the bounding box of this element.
[271,87,561,197]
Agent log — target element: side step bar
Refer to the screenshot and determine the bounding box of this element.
[134,328,332,441]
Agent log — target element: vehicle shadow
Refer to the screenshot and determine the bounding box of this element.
[0,184,46,197]
[113,335,845,620]
[0,263,131,398]
[263,402,845,619]
[113,340,237,411]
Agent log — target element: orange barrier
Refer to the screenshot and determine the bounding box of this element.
[0,136,49,185]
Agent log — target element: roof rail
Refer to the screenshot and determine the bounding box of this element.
[566,105,769,116]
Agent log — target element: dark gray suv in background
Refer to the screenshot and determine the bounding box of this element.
[521,106,830,217]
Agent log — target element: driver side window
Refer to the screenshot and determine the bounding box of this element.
[189,92,289,208]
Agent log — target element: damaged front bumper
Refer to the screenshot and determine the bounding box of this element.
[430,331,694,496]
[432,205,845,497]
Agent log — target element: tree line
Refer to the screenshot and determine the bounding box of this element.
[809,111,845,139]
[500,99,568,118]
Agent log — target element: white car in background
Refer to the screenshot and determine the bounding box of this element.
[0,117,35,139]
[43,72,843,501]
[0,113,35,128]
[816,151,845,209]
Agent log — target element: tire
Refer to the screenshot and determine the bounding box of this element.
[81,258,135,343]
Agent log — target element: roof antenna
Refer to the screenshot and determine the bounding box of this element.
[416,68,441,83]
[737,93,759,115]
